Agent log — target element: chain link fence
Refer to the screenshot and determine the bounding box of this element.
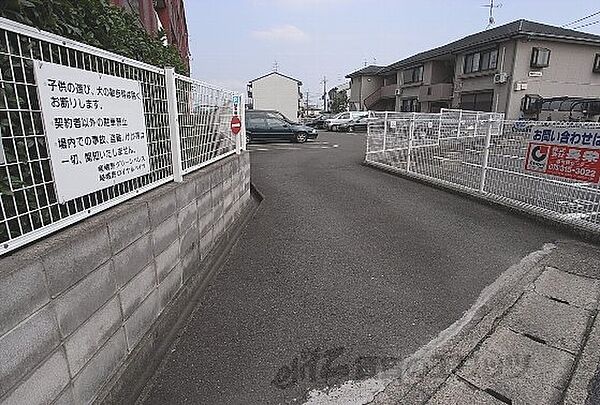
[366,109,600,234]
[0,18,244,255]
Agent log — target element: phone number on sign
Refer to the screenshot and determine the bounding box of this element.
[547,163,597,178]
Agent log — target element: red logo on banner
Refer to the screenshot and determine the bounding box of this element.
[525,142,600,183]
[230,116,241,135]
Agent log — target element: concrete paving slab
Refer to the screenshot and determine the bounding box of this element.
[457,327,573,404]
[564,319,600,405]
[501,292,591,354]
[534,267,600,311]
[542,241,600,279]
[427,375,504,405]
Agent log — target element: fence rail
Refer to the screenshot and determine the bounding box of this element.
[366,109,600,234]
[0,17,244,255]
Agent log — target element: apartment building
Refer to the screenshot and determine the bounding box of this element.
[247,72,303,121]
[347,20,600,119]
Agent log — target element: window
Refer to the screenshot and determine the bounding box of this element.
[463,49,498,74]
[594,54,600,73]
[531,47,551,68]
[265,111,289,121]
[266,117,286,128]
[248,116,266,129]
[403,66,424,84]
[400,98,420,112]
[460,91,494,112]
[384,74,397,85]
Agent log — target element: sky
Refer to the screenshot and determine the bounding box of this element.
[183,0,600,107]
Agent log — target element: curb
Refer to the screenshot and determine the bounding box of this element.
[367,244,555,404]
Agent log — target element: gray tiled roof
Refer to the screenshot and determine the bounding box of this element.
[345,65,384,78]
[375,19,600,74]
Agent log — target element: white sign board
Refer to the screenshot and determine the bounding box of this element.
[34,61,149,203]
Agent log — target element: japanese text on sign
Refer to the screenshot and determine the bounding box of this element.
[525,126,600,183]
[34,61,150,202]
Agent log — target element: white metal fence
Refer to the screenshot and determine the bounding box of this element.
[366,109,600,234]
[0,17,244,255]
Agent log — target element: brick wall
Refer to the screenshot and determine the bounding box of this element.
[0,152,251,405]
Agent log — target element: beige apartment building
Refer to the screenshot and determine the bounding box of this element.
[347,20,600,120]
[247,72,303,121]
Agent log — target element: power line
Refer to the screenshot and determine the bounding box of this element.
[562,10,600,27]
[572,19,600,30]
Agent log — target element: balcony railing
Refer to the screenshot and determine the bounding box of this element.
[418,83,453,102]
[381,84,398,98]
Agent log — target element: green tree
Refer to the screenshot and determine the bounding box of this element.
[0,0,188,75]
[330,90,349,114]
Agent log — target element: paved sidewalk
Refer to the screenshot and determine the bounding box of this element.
[369,240,600,405]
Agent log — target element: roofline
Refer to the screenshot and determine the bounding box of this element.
[376,19,600,74]
[249,71,302,85]
[345,65,384,78]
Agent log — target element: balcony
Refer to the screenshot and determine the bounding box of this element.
[381,84,398,99]
[418,83,453,102]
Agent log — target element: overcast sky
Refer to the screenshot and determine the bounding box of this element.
[184,0,600,106]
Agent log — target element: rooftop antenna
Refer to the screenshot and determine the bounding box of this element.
[273,60,279,72]
[482,0,502,29]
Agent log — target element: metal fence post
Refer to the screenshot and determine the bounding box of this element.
[235,93,242,155]
[479,118,493,193]
[437,110,443,145]
[240,93,247,151]
[456,109,463,137]
[406,112,415,172]
[382,111,389,152]
[165,67,183,182]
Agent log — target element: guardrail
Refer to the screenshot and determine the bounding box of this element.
[366,109,600,234]
[0,17,245,255]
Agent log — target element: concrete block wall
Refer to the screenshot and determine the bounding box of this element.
[0,152,251,405]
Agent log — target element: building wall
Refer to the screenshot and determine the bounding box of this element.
[109,0,158,35]
[452,41,518,115]
[109,0,190,70]
[349,75,385,110]
[0,153,252,405]
[156,0,190,70]
[251,74,300,121]
[505,39,600,119]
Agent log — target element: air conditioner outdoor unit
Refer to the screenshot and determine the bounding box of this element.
[395,88,401,96]
[493,72,508,84]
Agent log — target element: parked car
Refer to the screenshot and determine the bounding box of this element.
[326,111,369,131]
[305,113,333,129]
[245,110,318,143]
[340,116,378,132]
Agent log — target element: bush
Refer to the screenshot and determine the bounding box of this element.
[0,0,188,75]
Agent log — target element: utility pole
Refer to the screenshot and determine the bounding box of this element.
[305,90,310,111]
[321,76,328,112]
